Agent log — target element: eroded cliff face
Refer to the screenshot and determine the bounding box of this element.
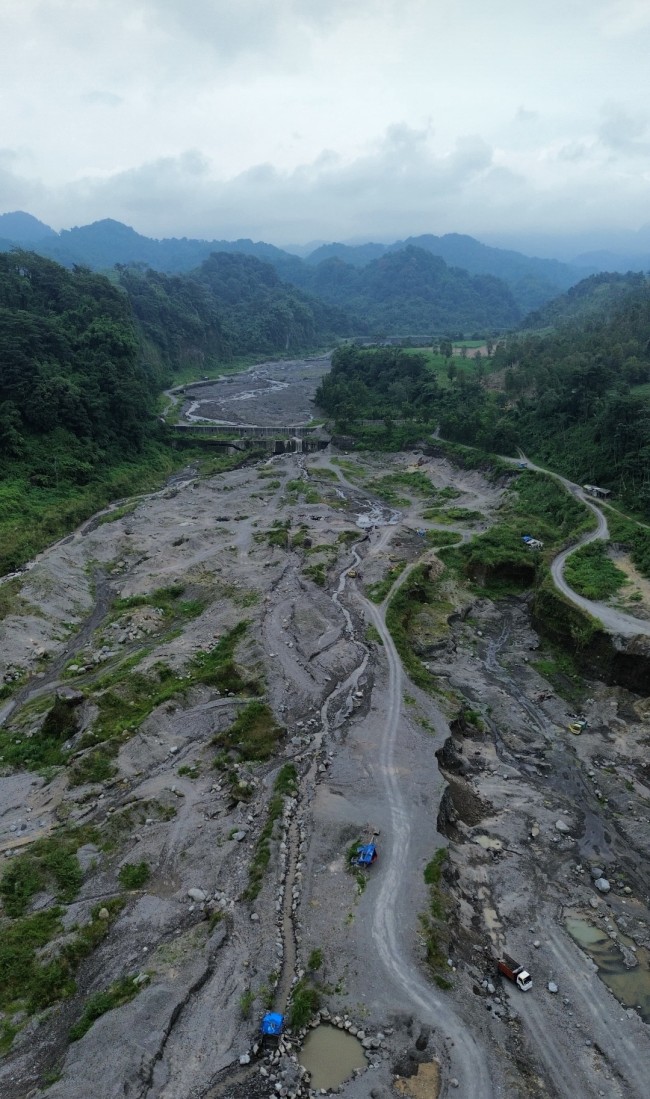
[532,586,650,691]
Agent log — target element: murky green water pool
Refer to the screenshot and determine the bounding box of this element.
[566,916,650,1022]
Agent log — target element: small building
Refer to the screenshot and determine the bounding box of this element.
[583,485,611,500]
[522,535,544,550]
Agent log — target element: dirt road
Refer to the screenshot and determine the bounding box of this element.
[515,454,650,637]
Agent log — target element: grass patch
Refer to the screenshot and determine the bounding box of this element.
[255,520,290,549]
[69,974,142,1041]
[0,897,125,1027]
[68,745,118,786]
[67,623,255,778]
[274,762,299,796]
[212,701,285,762]
[0,692,83,771]
[423,507,483,524]
[307,948,323,971]
[0,577,26,623]
[425,529,463,548]
[0,831,92,917]
[564,541,627,600]
[303,562,327,586]
[112,583,205,622]
[95,502,137,526]
[532,644,586,705]
[239,988,255,1019]
[364,624,383,645]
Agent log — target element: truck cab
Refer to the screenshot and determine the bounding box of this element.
[497,954,532,991]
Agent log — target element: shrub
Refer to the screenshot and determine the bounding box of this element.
[118,862,150,890]
[288,979,321,1029]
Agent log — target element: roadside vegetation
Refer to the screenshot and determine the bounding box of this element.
[419,848,453,989]
[386,565,453,692]
[366,561,406,603]
[605,510,650,579]
[564,542,628,600]
[447,470,594,594]
[316,297,650,520]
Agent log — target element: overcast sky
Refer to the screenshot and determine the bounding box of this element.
[2,0,650,247]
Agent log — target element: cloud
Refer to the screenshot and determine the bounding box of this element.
[598,0,650,35]
[515,107,539,125]
[0,151,45,214]
[81,91,124,108]
[598,102,650,156]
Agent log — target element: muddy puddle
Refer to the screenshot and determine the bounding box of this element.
[566,916,650,1021]
[298,1025,366,1089]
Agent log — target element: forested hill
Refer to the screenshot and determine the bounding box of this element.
[521,271,648,330]
[316,274,650,516]
[119,252,347,370]
[306,233,579,313]
[0,250,152,468]
[280,246,521,333]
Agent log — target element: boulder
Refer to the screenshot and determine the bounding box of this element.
[595,878,611,893]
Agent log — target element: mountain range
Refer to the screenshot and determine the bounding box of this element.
[0,212,584,315]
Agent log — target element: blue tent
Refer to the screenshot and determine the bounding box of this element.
[260,1012,284,1037]
[353,843,377,867]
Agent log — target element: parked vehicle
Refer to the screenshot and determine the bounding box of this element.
[497,954,532,991]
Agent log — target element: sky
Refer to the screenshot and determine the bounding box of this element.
[2,0,650,248]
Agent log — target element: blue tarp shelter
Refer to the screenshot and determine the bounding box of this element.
[353,843,377,866]
[260,1012,284,1037]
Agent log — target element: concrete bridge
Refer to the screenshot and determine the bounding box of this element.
[166,421,330,453]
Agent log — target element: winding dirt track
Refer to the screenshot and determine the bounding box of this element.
[514,455,650,638]
[362,592,494,1098]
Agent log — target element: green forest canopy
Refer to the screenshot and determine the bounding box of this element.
[316,273,650,516]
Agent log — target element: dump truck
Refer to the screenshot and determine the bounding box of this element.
[497,954,532,991]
